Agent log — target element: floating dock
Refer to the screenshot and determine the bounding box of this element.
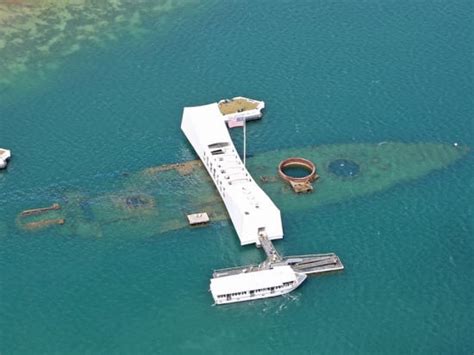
[258,233,343,276]
[279,253,344,276]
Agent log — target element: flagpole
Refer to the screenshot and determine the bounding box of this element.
[243,118,246,166]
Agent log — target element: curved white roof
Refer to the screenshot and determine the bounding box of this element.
[181,102,283,245]
[210,265,297,296]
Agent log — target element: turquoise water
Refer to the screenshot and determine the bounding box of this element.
[1,1,473,353]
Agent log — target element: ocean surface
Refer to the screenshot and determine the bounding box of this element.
[0,1,473,353]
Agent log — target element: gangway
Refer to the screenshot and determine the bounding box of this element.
[258,232,344,276]
[258,232,282,262]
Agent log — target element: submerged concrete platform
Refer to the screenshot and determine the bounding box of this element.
[187,212,210,226]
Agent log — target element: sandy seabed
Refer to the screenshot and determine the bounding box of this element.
[0,0,194,90]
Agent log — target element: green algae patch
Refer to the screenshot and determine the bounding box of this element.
[0,0,196,92]
[14,142,468,238]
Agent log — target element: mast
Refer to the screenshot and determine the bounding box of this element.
[243,118,246,166]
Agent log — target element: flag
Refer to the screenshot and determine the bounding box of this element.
[227,115,245,128]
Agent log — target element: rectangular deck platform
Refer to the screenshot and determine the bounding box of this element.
[187,212,210,226]
[279,253,344,276]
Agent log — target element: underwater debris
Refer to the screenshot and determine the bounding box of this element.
[17,203,65,231]
[13,142,469,237]
[123,195,154,209]
[125,196,153,208]
[288,181,314,193]
[23,218,65,230]
[20,203,60,217]
[144,160,202,176]
[260,175,278,183]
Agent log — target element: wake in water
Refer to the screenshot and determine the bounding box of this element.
[260,292,302,314]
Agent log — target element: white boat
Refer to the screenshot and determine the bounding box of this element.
[0,148,11,169]
[210,265,306,305]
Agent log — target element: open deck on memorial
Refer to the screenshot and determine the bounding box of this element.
[218,98,260,115]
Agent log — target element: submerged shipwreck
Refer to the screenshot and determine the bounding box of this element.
[18,140,468,236]
[15,119,467,237]
[13,97,468,304]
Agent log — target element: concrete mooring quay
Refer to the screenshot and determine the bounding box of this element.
[258,233,344,276]
[279,253,344,275]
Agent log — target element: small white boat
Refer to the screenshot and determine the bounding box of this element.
[210,265,306,305]
[0,148,11,169]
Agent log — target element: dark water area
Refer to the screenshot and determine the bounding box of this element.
[0,1,472,353]
[328,159,360,177]
[281,166,313,179]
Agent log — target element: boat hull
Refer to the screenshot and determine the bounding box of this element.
[212,271,307,305]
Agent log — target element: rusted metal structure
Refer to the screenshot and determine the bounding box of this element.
[20,203,61,217]
[278,157,319,193]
